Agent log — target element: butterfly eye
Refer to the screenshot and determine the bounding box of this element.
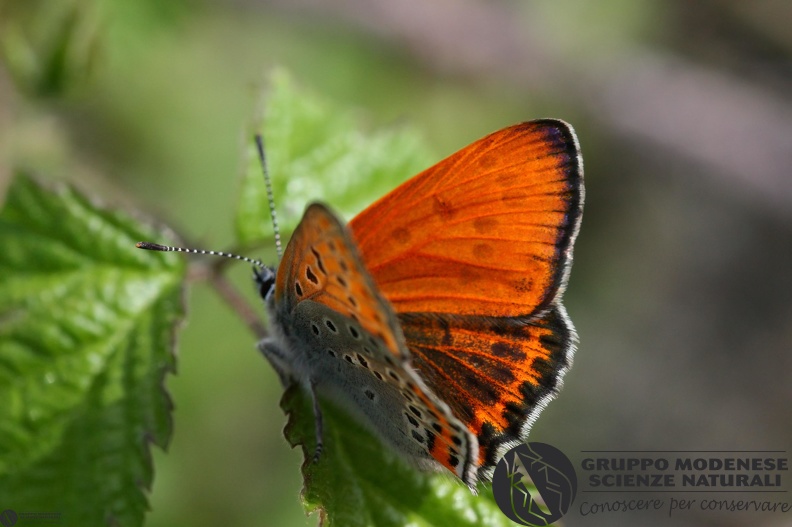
[252,266,276,300]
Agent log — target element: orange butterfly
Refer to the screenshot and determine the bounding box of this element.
[139,119,583,489]
[258,119,583,488]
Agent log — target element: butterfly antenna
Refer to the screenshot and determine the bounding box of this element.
[135,242,265,269]
[254,134,283,261]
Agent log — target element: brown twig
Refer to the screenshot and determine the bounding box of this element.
[211,270,269,340]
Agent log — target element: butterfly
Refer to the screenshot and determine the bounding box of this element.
[139,119,583,490]
[256,119,583,489]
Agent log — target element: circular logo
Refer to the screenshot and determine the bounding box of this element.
[0,509,17,527]
[492,442,577,526]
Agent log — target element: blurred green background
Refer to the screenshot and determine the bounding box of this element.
[2,1,791,526]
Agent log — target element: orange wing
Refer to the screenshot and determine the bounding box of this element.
[275,203,407,359]
[397,307,576,476]
[350,120,583,479]
[350,120,583,318]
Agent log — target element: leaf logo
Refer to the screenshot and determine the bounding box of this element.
[492,443,577,526]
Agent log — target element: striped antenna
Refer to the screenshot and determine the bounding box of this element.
[254,134,283,261]
[136,242,265,269]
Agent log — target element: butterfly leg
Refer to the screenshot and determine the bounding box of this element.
[258,338,294,386]
[309,379,324,463]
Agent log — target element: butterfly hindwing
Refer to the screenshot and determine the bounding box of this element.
[398,306,576,480]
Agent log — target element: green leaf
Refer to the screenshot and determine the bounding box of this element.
[0,173,185,526]
[281,386,513,527]
[235,69,435,246]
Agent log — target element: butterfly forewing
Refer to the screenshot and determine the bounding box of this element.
[351,120,583,318]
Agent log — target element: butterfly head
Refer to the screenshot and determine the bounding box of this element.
[253,264,276,302]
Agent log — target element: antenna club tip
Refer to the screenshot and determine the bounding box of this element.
[136,242,169,251]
